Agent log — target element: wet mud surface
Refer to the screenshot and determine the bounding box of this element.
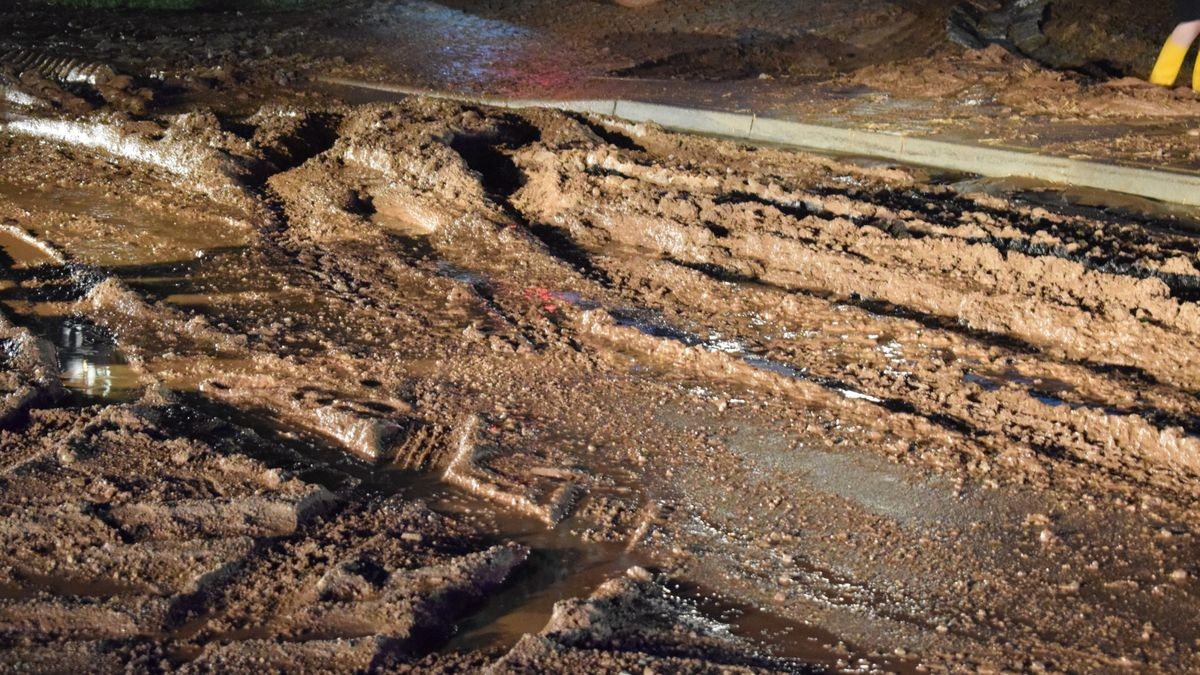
[331,0,1200,170]
[3,1,1200,673]
[4,71,1200,670]
[3,0,1199,174]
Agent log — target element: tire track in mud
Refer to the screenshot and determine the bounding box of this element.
[0,104,839,671]
[513,132,1200,487]
[0,216,616,668]
[579,147,1200,347]
[6,97,1200,670]
[208,102,1200,662]
[591,254,1200,499]
[169,102,936,669]
[0,49,118,86]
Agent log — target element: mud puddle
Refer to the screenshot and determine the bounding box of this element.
[0,180,248,269]
[670,580,916,673]
[55,315,138,402]
[162,398,663,659]
[0,180,274,401]
[0,226,137,401]
[438,513,642,655]
[434,507,887,673]
[396,473,671,659]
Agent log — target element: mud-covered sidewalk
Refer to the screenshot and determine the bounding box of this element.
[3,1,1200,673]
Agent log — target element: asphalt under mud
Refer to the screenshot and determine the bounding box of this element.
[3,1,1200,673]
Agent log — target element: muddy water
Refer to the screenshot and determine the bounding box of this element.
[0,225,134,401]
[423,473,898,671]
[0,181,248,269]
[433,491,646,653]
[0,185,172,402]
[173,387,873,669]
[55,316,138,401]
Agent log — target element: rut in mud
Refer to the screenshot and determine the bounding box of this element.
[3,89,1200,672]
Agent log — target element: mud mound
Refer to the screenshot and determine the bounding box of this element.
[0,317,64,428]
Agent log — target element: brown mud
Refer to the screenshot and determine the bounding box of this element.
[4,1,1200,673]
[4,82,1200,670]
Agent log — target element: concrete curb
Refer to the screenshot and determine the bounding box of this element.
[317,76,1200,208]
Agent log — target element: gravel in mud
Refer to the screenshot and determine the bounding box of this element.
[3,67,1200,671]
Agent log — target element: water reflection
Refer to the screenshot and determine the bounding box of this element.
[364,1,602,95]
[57,318,137,401]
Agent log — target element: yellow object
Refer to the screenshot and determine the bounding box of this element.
[1194,59,1200,92]
[1151,38,1190,86]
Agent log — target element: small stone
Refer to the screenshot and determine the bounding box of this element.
[400,532,423,543]
[1170,569,1189,583]
[626,566,652,582]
